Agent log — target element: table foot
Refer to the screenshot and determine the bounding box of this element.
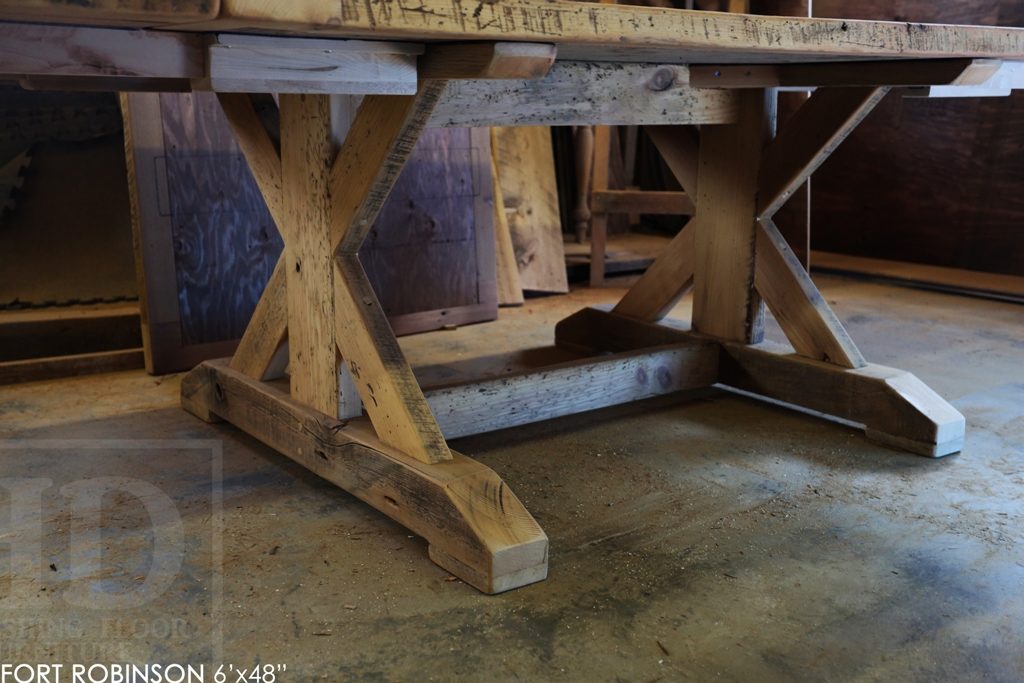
[181,358,548,593]
[556,306,964,458]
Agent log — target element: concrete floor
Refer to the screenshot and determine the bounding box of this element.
[1,275,1022,681]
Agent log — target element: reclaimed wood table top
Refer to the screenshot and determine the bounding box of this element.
[5,0,1024,64]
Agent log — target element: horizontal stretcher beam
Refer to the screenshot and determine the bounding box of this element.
[423,342,719,439]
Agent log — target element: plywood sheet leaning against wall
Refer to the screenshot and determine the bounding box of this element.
[491,126,569,295]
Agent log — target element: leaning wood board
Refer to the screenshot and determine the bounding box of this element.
[122,92,496,373]
[491,127,568,295]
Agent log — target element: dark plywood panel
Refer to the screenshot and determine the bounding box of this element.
[810,0,1024,276]
[126,93,496,374]
[159,92,281,347]
[362,126,497,330]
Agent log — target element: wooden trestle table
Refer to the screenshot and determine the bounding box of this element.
[3,0,1023,593]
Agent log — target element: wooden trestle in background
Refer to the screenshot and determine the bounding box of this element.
[175,44,997,592]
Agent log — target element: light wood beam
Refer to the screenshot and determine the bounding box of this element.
[327,82,452,464]
[692,88,773,343]
[432,63,739,127]
[554,306,964,457]
[280,93,339,416]
[643,125,700,196]
[217,92,285,224]
[182,359,548,593]
[757,86,889,219]
[489,136,525,306]
[330,81,448,251]
[424,342,718,439]
[689,58,1002,88]
[334,256,452,464]
[230,257,289,380]
[0,21,203,81]
[612,223,696,322]
[217,92,290,381]
[419,42,557,80]
[589,124,612,287]
[206,34,420,95]
[755,218,864,368]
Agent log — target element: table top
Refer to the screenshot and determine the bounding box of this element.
[5,0,1024,65]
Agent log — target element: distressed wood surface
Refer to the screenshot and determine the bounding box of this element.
[183,1,1024,64]
[432,63,739,127]
[0,22,203,82]
[554,306,964,458]
[419,42,556,80]
[0,0,217,26]
[489,133,525,307]
[754,219,864,368]
[758,86,890,219]
[688,58,1001,88]
[328,85,454,465]
[279,94,339,416]
[612,224,696,322]
[491,127,568,294]
[207,34,419,94]
[424,343,718,439]
[692,89,770,343]
[181,358,548,593]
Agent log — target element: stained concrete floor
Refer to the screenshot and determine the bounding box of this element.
[1,275,1022,681]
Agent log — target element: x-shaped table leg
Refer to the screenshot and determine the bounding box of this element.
[560,82,965,456]
[183,83,549,592]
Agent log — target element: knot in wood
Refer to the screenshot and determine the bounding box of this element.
[647,68,676,92]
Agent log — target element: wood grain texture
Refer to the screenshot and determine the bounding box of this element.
[419,42,556,80]
[432,63,739,127]
[0,349,144,386]
[489,133,525,307]
[160,92,282,348]
[123,91,275,374]
[334,256,453,464]
[216,93,284,224]
[181,358,548,593]
[229,256,287,380]
[424,343,718,439]
[327,88,454,464]
[758,86,889,219]
[554,306,964,457]
[0,22,203,81]
[591,190,694,216]
[0,0,218,26]
[692,89,770,343]
[588,124,611,287]
[643,125,700,196]
[330,82,447,252]
[492,127,568,294]
[754,219,864,368]
[689,58,999,88]
[205,0,1024,64]
[612,222,696,322]
[207,34,419,95]
[719,341,965,457]
[279,93,338,416]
